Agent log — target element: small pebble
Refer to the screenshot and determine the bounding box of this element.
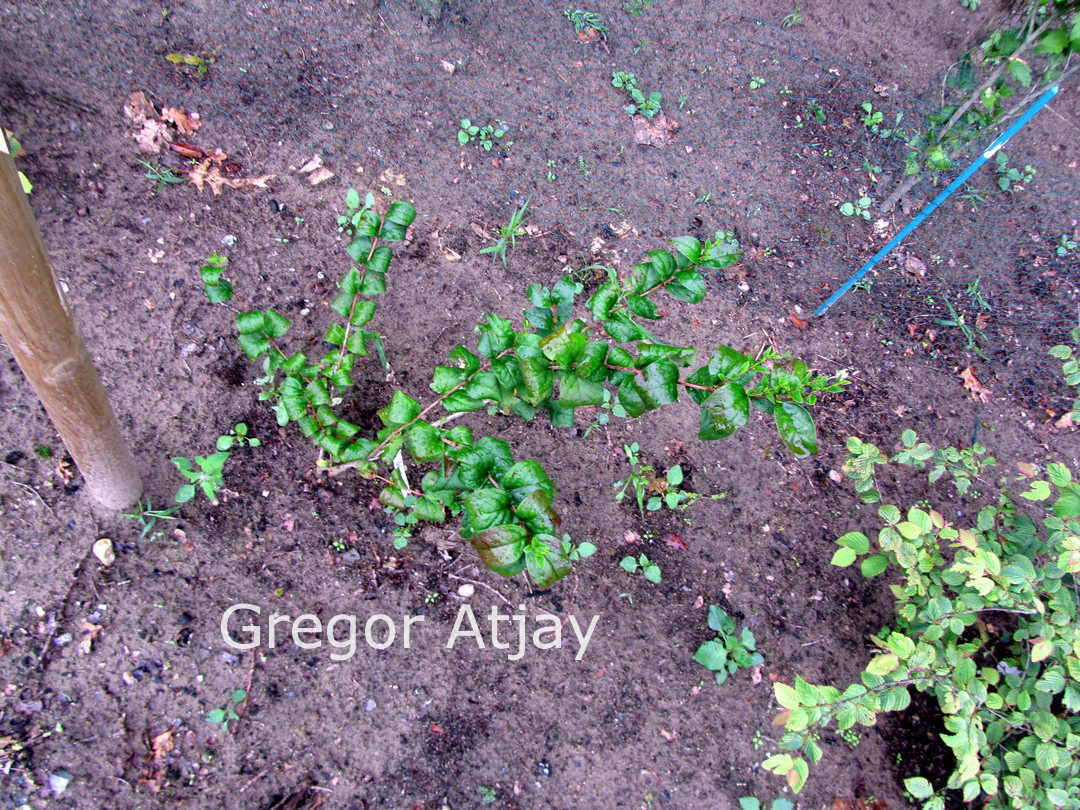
[53,633,72,647]
[340,549,361,565]
[49,769,73,796]
[456,584,475,598]
[364,698,376,713]
[221,234,238,246]
[537,760,552,777]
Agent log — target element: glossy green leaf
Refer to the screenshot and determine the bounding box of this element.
[774,402,818,458]
[471,525,528,576]
[378,390,421,426]
[698,382,749,439]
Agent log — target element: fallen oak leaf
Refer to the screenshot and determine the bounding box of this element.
[633,113,679,148]
[161,107,201,135]
[224,173,275,191]
[789,310,808,330]
[133,118,172,153]
[123,91,156,124]
[959,366,991,403]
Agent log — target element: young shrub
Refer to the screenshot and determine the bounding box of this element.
[769,458,1080,807]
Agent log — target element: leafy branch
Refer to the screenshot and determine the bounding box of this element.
[195,196,848,590]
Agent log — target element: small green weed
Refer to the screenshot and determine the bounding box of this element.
[206,688,247,732]
[839,196,872,220]
[172,452,230,504]
[612,71,662,119]
[139,160,187,195]
[620,553,661,584]
[479,196,530,267]
[623,0,653,14]
[216,422,260,451]
[693,605,763,684]
[994,151,1035,192]
[749,76,766,90]
[780,1,802,27]
[121,498,180,540]
[1057,233,1077,256]
[564,8,607,39]
[479,785,496,805]
[561,533,598,562]
[457,118,508,151]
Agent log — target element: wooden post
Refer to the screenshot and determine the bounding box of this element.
[0,133,141,509]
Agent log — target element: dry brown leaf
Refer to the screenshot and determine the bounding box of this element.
[633,114,679,148]
[297,154,323,174]
[123,91,156,123]
[659,729,678,742]
[307,166,335,185]
[1056,411,1075,429]
[470,222,492,240]
[379,168,406,186]
[903,254,927,277]
[789,311,808,330]
[161,107,201,135]
[134,118,172,153]
[150,729,174,763]
[975,313,990,330]
[959,366,991,403]
[662,533,687,550]
[439,59,456,74]
[189,159,274,195]
[721,582,733,597]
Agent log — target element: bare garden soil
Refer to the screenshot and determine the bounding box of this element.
[0,1,1077,808]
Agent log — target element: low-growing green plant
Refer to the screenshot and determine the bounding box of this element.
[860,102,905,138]
[457,118,508,151]
[839,196,872,220]
[693,605,764,684]
[1058,233,1078,256]
[216,422,260,451]
[561,533,597,562]
[612,71,662,119]
[994,151,1036,192]
[769,460,1080,807]
[749,76,766,90]
[806,99,826,124]
[172,452,229,504]
[205,688,247,732]
[843,428,997,503]
[613,443,699,515]
[185,194,846,589]
[165,51,210,76]
[620,552,661,583]
[139,160,186,195]
[479,196,531,268]
[198,251,233,303]
[780,1,803,27]
[564,8,607,39]
[1050,326,1080,423]
[479,785,496,805]
[623,0,654,14]
[121,498,180,540]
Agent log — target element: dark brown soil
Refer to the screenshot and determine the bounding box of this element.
[0,1,1077,809]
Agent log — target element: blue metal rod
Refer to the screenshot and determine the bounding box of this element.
[814,83,1060,317]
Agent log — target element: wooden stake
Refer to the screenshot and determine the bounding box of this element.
[0,134,141,509]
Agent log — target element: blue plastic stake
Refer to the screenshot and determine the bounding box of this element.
[814,83,1060,317]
